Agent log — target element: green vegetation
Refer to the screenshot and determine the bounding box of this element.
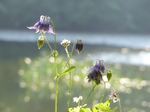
[1,0,150,33]
[1,41,150,112]
[18,51,150,112]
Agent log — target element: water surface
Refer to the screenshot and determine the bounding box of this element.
[1,30,150,65]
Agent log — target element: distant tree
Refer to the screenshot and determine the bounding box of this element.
[1,0,150,33]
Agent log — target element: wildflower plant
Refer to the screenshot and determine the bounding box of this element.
[26,15,132,112]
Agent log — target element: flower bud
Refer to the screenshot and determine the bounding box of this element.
[37,36,45,49]
[75,39,83,54]
[52,50,58,56]
[61,39,71,48]
[107,70,112,81]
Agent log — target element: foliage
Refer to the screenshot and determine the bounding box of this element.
[69,100,115,112]
[19,51,135,112]
[19,52,92,100]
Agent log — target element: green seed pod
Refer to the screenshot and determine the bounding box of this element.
[107,70,112,81]
[37,36,45,49]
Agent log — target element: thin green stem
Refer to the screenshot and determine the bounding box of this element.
[44,34,58,112]
[118,95,122,112]
[61,40,76,110]
[92,82,95,108]
[45,36,53,51]
[54,34,57,51]
[64,47,72,110]
[83,84,97,105]
[67,70,72,110]
[53,34,58,112]
[71,40,76,55]
[62,40,76,71]
[65,47,70,58]
[55,78,59,112]
[53,34,58,75]
[100,82,106,103]
[46,19,58,112]
[54,49,58,112]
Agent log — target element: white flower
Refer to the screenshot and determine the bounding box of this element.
[73,97,79,103]
[73,96,83,103]
[79,96,83,100]
[61,39,71,47]
[113,97,120,103]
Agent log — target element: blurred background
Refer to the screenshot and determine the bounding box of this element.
[1,0,150,112]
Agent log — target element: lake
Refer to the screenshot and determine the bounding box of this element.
[0,30,150,65]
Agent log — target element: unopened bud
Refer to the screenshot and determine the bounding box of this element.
[107,70,112,81]
[52,50,58,56]
[37,36,45,49]
[75,39,83,54]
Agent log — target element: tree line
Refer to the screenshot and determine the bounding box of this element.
[1,0,150,33]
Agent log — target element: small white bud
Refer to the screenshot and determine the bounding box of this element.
[61,39,71,47]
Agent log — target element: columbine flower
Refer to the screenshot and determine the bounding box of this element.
[75,39,83,53]
[109,90,119,103]
[61,39,71,47]
[27,15,55,34]
[100,60,106,73]
[86,60,106,85]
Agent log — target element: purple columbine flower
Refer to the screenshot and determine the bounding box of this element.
[86,60,106,85]
[100,60,106,73]
[27,15,56,34]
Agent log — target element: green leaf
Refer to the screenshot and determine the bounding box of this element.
[103,100,110,107]
[81,108,92,112]
[55,66,76,80]
[68,107,79,112]
[111,107,118,112]
[92,100,111,112]
[68,106,92,112]
[128,110,132,112]
[60,66,76,75]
